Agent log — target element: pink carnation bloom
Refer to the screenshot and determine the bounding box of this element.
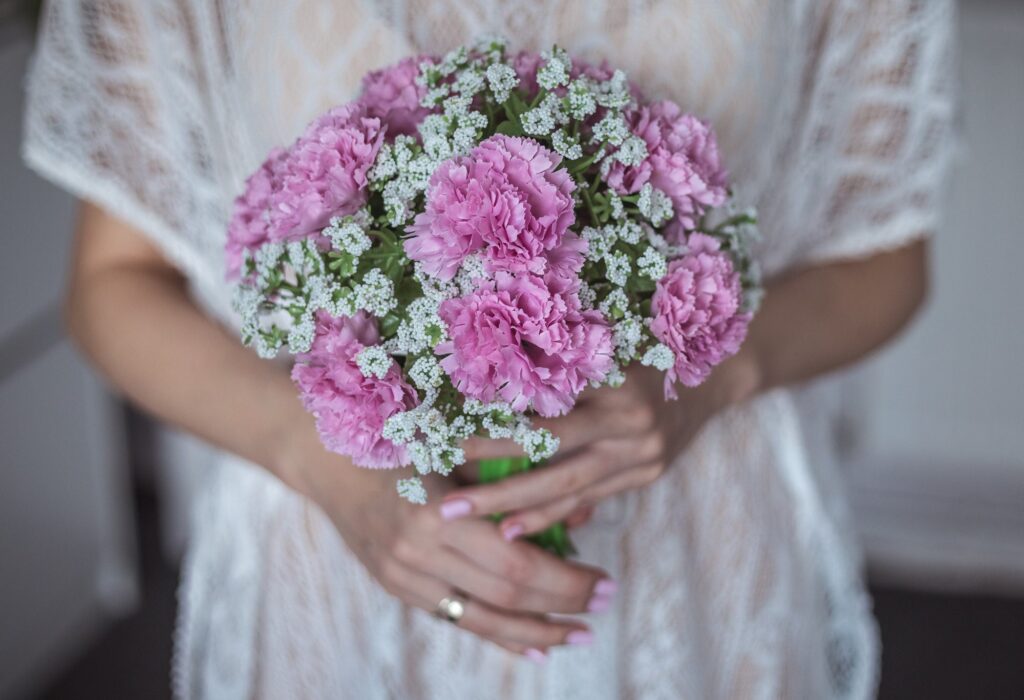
[291,311,418,468]
[650,233,750,399]
[359,56,435,137]
[436,271,613,417]
[224,104,385,278]
[405,135,576,280]
[606,101,728,231]
[268,103,385,242]
[225,146,287,278]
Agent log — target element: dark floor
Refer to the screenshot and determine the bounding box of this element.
[34,489,1024,700]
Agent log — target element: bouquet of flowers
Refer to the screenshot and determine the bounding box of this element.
[227,38,761,555]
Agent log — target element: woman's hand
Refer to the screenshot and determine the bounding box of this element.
[444,359,759,539]
[283,419,615,660]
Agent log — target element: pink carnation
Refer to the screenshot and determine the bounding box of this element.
[606,101,728,230]
[224,104,385,278]
[291,311,418,468]
[225,146,287,278]
[436,271,613,417]
[269,103,385,242]
[405,135,576,280]
[359,56,435,137]
[650,233,750,399]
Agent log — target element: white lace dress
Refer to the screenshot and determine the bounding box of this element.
[23,1,956,698]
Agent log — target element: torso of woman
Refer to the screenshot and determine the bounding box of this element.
[24,1,955,697]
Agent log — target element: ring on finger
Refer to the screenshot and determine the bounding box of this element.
[435,592,469,624]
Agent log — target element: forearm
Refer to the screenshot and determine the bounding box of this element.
[65,203,318,492]
[715,239,929,405]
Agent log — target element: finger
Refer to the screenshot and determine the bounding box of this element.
[504,462,664,537]
[420,544,585,615]
[461,399,641,462]
[387,558,591,653]
[440,518,613,613]
[441,447,618,519]
[446,429,665,519]
[565,504,594,529]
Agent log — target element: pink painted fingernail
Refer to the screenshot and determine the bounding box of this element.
[502,523,525,541]
[594,578,618,597]
[587,594,612,613]
[440,498,472,521]
[566,630,594,646]
[524,648,547,664]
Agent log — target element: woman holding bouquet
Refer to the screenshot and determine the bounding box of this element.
[25,1,955,698]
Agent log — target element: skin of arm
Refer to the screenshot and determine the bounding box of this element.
[66,201,617,656]
[445,239,930,536]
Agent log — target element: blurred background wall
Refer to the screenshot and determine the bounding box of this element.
[0,0,1022,698]
[845,0,1024,592]
[0,15,137,700]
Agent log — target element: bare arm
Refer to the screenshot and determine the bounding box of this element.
[737,239,928,398]
[66,202,310,489]
[447,241,930,534]
[66,201,614,656]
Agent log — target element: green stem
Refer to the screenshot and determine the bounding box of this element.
[478,456,575,558]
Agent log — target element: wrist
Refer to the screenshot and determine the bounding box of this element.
[708,348,762,413]
[271,401,328,501]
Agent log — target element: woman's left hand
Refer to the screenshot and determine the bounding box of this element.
[443,360,756,538]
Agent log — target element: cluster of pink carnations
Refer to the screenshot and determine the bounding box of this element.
[227,38,761,503]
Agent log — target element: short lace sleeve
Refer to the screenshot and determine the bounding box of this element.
[22,0,232,306]
[800,0,958,264]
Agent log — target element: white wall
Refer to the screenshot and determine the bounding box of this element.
[0,32,137,699]
[846,0,1024,593]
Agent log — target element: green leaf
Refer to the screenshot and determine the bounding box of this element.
[495,119,523,137]
[379,312,402,337]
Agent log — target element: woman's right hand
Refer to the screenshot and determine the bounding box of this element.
[281,419,615,660]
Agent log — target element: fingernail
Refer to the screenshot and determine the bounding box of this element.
[524,648,547,664]
[502,523,525,541]
[440,498,472,521]
[587,594,613,613]
[566,630,594,646]
[594,578,618,597]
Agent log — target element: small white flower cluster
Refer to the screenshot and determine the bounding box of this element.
[637,183,674,227]
[581,225,616,261]
[593,69,632,110]
[612,314,644,362]
[551,129,583,160]
[637,247,668,280]
[356,345,392,379]
[353,269,397,317]
[384,402,467,477]
[567,80,598,120]
[605,250,631,287]
[612,135,649,167]
[536,47,571,90]
[578,281,597,309]
[235,239,329,358]
[396,477,428,505]
[408,355,444,390]
[592,113,630,147]
[324,215,372,257]
[371,136,437,226]
[640,343,675,371]
[454,253,487,296]
[485,62,519,103]
[702,202,764,313]
[392,296,447,354]
[599,288,630,319]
